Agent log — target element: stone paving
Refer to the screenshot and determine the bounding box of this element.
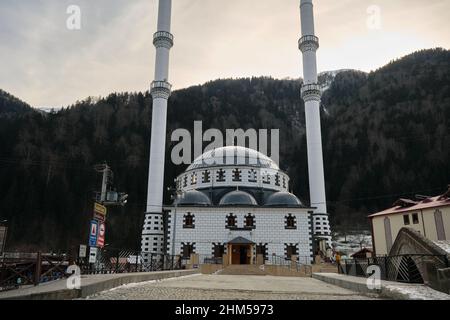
[87,274,380,300]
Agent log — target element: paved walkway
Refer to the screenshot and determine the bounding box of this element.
[87,274,379,300]
[0,270,198,300]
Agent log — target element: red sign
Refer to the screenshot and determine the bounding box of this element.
[96,222,106,248]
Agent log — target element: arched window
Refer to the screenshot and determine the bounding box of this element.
[285,214,297,229]
[183,213,195,228]
[226,214,236,228]
[245,213,255,229]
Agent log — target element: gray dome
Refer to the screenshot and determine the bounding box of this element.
[176,190,211,206]
[219,190,258,206]
[265,192,303,207]
[187,146,279,171]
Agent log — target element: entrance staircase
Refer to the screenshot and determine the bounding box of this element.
[217,264,266,276]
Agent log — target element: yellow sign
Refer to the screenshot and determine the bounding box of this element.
[94,202,107,217]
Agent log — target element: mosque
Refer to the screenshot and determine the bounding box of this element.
[141,0,332,265]
[165,146,317,264]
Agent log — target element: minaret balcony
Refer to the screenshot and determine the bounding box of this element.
[151,81,172,99]
[301,83,322,102]
[153,31,174,49]
[298,35,319,52]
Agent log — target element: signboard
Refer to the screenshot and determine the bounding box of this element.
[79,244,87,258]
[0,226,7,255]
[96,222,106,248]
[89,220,98,247]
[93,202,107,222]
[89,247,98,263]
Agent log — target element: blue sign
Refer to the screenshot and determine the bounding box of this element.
[89,220,98,247]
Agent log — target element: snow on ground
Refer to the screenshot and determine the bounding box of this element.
[433,241,450,254]
[385,284,450,300]
[333,232,373,257]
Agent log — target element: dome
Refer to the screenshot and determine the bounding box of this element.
[219,190,258,206]
[265,192,303,207]
[187,146,279,171]
[176,190,211,206]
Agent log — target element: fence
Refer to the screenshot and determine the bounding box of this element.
[339,254,449,284]
[267,254,312,276]
[79,248,182,274]
[0,252,70,291]
[0,249,182,292]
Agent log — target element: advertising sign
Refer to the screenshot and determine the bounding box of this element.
[89,220,98,247]
[96,222,106,248]
[93,202,107,222]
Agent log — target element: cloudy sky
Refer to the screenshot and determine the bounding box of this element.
[0,0,449,108]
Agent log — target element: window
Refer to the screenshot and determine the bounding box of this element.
[412,213,419,224]
[285,214,297,229]
[202,170,211,183]
[403,214,410,225]
[190,173,197,185]
[226,214,236,228]
[183,176,188,187]
[183,213,195,228]
[248,169,257,182]
[262,172,270,184]
[285,244,298,260]
[244,214,255,229]
[216,169,226,182]
[275,173,280,186]
[232,168,242,182]
[212,243,225,258]
[256,244,267,261]
[181,243,194,258]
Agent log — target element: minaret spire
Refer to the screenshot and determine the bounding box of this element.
[141,0,174,259]
[299,0,332,248]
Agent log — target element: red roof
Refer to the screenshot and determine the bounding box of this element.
[368,188,450,218]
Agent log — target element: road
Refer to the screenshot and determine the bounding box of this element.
[87,274,379,300]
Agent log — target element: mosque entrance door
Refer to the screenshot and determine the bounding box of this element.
[227,237,254,265]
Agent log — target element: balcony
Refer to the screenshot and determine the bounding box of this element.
[298,35,319,52]
[301,83,322,101]
[150,81,172,99]
[153,31,174,49]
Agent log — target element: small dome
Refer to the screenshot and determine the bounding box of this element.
[265,192,302,207]
[176,190,211,206]
[219,190,258,206]
[187,146,279,171]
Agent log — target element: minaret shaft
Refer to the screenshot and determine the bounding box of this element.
[299,0,331,245]
[142,0,174,257]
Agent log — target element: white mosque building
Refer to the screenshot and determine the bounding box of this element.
[141,0,332,265]
[141,146,325,265]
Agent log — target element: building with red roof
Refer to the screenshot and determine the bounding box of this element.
[368,185,450,255]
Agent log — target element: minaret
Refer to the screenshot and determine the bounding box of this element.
[299,0,332,248]
[141,0,173,260]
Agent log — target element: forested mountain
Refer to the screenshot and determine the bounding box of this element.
[0,48,448,251]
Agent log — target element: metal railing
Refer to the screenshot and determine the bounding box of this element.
[0,252,70,291]
[338,254,449,284]
[80,248,182,274]
[267,254,312,276]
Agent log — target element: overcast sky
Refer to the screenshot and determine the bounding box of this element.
[0,0,449,108]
